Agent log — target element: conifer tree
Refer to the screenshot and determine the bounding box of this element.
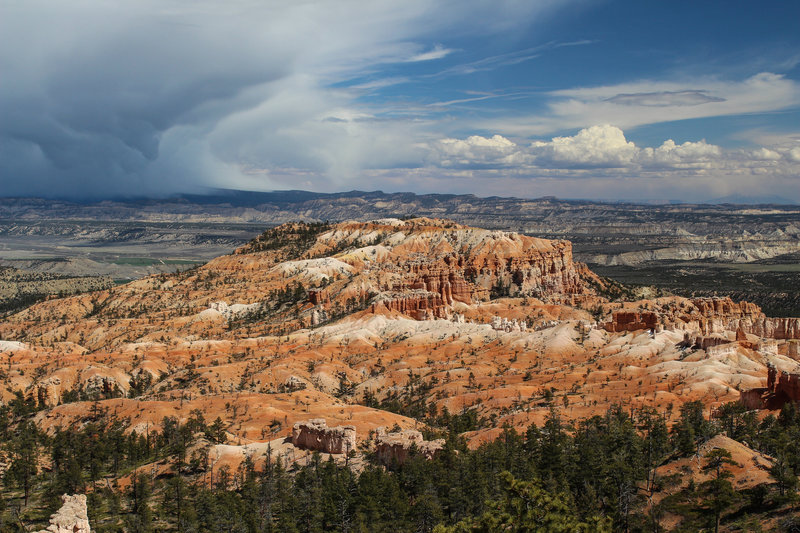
[701,448,738,533]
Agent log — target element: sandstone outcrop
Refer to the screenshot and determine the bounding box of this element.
[35,494,90,533]
[310,307,329,326]
[83,375,123,400]
[787,340,800,359]
[491,316,527,332]
[374,428,445,465]
[291,419,357,454]
[691,297,762,320]
[394,265,472,305]
[318,219,589,321]
[685,298,794,338]
[308,289,328,306]
[34,375,68,407]
[681,334,731,351]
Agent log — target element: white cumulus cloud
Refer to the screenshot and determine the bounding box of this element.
[428,125,800,182]
[531,124,637,167]
[435,135,520,166]
[639,139,722,168]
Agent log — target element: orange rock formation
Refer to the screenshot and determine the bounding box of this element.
[0,217,796,464]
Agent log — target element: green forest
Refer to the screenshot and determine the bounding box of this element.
[1,394,800,532]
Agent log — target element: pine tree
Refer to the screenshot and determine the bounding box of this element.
[434,471,611,533]
[6,421,40,506]
[127,471,154,533]
[701,448,738,533]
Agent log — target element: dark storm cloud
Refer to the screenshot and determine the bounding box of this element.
[0,0,562,198]
[0,1,297,197]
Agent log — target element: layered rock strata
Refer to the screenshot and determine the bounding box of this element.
[370,291,447,321]
[730,317,800,340]
[603,311,659,333]
[314,219,588,321]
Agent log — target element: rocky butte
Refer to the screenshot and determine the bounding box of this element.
[0,217,798,473]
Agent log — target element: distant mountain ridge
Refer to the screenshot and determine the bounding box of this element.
[3,189,799,225]
[3,189,800,269]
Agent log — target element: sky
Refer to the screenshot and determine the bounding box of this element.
[1,0,800,202]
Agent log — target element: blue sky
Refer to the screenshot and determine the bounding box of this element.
[1,0,799,201]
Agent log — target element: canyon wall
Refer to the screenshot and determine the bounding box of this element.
[730,317,800,340]
[364,221,586,320]
[769,365,800,403]
[603,311,659,333]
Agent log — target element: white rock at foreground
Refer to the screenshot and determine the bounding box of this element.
[35,494,91,533]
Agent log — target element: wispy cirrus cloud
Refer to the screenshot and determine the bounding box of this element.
[349,77,412,90]
[427,90,535,107]
[405,44,455,62]
[430,39,596,78]
[482,73,800,135]
[604,90,725,107]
